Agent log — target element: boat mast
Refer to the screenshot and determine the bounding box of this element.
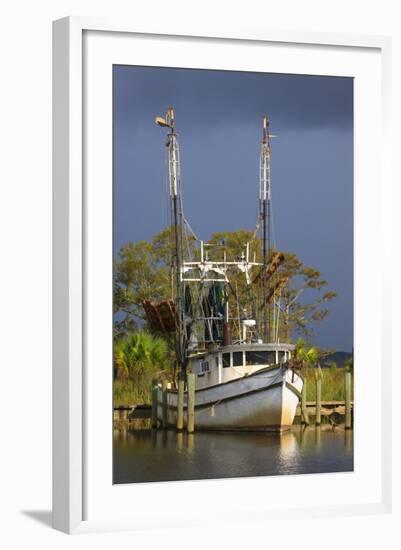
[156,107,186,370]
[260,115,272,342]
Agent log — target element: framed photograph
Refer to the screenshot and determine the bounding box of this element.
[53,17,392,534]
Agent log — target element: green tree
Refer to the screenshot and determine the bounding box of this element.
[278,252,336,340]
[114,239,170,338]
[114,228,336,344]
[291,338,319,370]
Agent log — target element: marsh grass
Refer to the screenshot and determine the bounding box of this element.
[114,380,145,407]
[304,367,353,401]
[113,373,174,407]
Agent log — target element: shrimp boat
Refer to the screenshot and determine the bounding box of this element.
[146,107,303,432]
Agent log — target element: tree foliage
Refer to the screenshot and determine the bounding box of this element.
[291,338,319,369]
[113,227,336,342]
[277,252,337,340]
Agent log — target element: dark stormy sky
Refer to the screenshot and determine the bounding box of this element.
[113,65,353,352]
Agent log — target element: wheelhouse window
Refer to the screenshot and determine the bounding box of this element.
[200,360,210,373]
[222,353,230,368]
[278,351,286,363]
[233,351,243,366]
[245,350,276,366]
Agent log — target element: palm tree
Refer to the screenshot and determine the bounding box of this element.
[114,331,169,402]
[291,338,319,370]
[114,331,168,375]
[114,344,129,381]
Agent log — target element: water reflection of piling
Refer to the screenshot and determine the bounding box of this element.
[175,431,195,455]
[301,381,310,425]
[162,380,168,428]
[119,425,127,440]
[298,423,306,448]
[315,378,322,426]
[187,433,195,453]
[151,379,158,428]
[345,427,352,453]
[344,371,352,429]
[151,428,157,448]
[315,426,321,450]
[177,431,184,451]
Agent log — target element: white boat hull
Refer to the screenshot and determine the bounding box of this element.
[158,366,303,432]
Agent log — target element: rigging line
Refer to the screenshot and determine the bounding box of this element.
[175,152,201,245]
[248,198,263,244]
[183,216,200,242]
[269,196,277,251]
[276,290,282,343]
[226,278,253,329]
[272,289,276,342]
[164,150,171,227]
[250,214,262,243]
[184,234,193,265]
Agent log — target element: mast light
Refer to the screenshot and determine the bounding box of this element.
[155,116,171,128]
[156,107,175,129]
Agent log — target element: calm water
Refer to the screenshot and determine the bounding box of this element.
[113,425,353,484]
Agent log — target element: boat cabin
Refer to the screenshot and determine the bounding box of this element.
[190,343,295,389]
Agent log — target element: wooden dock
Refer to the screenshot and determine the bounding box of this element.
[295,400,353,423]
[113,404,151,425]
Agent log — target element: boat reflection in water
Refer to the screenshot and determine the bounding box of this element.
[113,425,353,484]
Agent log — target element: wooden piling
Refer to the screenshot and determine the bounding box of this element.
[162,379,168,429]
[344,370,352,429]
[177,374,184,431]
[301,379,310,425]
[315,377,322,426]
[187,372,195,433]
[151,379,158,429]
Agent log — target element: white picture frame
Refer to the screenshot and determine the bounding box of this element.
[52,16,392,534]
